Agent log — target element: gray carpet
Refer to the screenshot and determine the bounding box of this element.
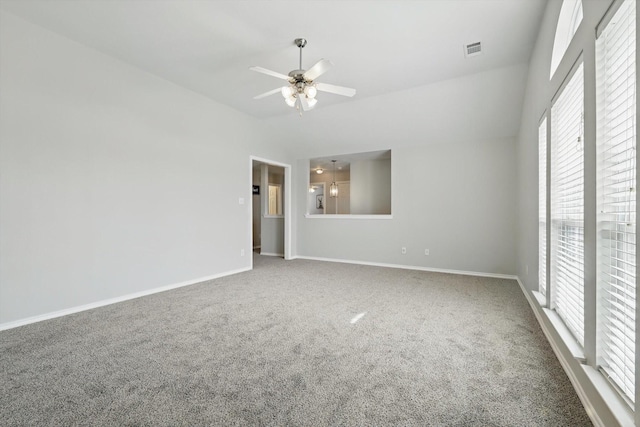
[1,255,592,426]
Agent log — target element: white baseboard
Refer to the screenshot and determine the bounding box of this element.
[293,255,517,280]
[260,252,284,257]
[0,266,251,331]
[515,277,605,427]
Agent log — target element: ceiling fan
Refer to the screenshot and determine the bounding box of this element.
[250,38,356,114]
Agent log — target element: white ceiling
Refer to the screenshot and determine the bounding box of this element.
[0,0,547,120]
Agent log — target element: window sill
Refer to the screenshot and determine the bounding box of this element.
[532,290,546,307]
[305,214,393,220]
[527,296,635,426]
[581,365,635,427]
[542,307,586,363]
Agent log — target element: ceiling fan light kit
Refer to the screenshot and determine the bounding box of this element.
[250,38,356,115]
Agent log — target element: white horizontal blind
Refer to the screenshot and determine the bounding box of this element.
[551,62,585,346]
[539,117,548,296]
[596,0,636,403]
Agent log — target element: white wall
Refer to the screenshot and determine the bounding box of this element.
[288,64,527,276]
[350,158,391,215]
[260,218,284,256]
[296,137,517,275]
[0,12,290,325]
[515,1,632,426]
[269,63,529,158]
[307,184,325,215]
[260,165,285,256]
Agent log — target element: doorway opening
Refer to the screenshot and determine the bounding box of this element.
[249,156,292,269]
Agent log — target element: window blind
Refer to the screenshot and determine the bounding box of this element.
[540,117,548,296]
[596,0,636,403]
[551,62,585,346]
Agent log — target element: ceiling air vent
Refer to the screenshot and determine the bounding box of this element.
[465,41,482,58]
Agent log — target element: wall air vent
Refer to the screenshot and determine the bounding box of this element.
[465,41,482,58]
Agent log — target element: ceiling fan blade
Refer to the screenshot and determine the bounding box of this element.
[299,94,311,111]
[303,59,333,81]
[315,82,356,97]
[253,87,283,100]
[249,66,290,81]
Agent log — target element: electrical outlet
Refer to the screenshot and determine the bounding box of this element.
[401,247,407,254]
[425,249,429,255]
[241,249,245,257]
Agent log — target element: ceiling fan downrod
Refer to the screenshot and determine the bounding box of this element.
[295,38,307,71]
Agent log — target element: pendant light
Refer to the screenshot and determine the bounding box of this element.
[329,160,338,197]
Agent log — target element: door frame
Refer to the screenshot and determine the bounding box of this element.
[249,156,292,268]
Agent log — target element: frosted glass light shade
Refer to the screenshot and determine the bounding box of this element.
[304,85,317,98]
[285,96,296,107]
[281,86,294,98]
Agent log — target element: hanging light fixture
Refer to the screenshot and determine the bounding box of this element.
[277,39,318,114]
[251,38,356,116]
[330,160,338,197]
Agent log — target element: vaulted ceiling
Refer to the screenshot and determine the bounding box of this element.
[0,0,547,121]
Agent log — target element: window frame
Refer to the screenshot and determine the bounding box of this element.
[550,57,586,347]
[595,0,637,406]
[539,113,549,299]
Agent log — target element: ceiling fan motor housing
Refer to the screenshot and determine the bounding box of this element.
[288,70,306,81]
[287,70,313,95]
